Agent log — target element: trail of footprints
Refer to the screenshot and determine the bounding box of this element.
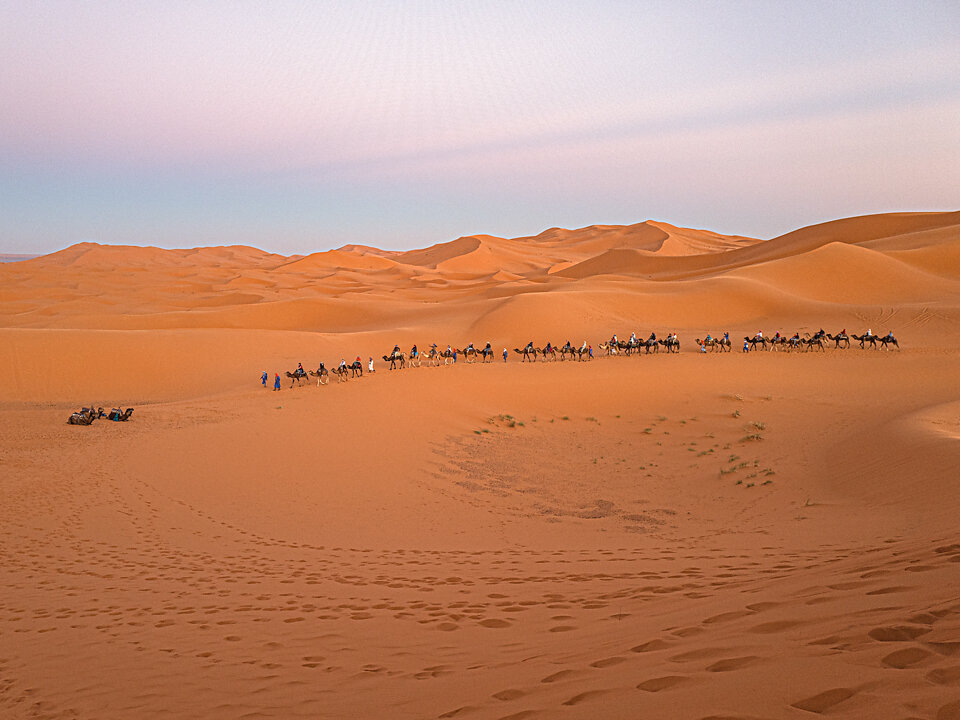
[2,423,960,718]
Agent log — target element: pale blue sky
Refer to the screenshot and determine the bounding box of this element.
[1,1,958,254]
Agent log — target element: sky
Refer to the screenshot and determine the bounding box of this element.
[1,0,958,255]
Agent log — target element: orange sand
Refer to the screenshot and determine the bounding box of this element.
[1,212,959,719]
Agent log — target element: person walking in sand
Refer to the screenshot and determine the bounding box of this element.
[261,371,268,387]
[502,347,508,363]
[273,373,281,391]
[368,356,375,373]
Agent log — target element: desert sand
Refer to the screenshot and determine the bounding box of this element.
[1,211,959,719]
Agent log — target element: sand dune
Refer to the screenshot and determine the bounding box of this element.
[2,211,959,719]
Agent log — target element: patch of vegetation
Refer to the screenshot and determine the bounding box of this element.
[643,427,653,434]
[732,409,741,418]
[740,434,764,442]
[746,482,755,488]
[586,416,598,423]
[657,415,667,422]
[762,479,773,485]
[728,454,740,463]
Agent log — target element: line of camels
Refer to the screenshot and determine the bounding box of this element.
[282,329,899,387]
[729,329,899,353]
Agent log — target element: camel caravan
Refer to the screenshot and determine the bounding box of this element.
[282,328,900,384]
[736,329,899,353]
[265,327,899,391]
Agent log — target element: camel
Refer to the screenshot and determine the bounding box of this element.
[460,346,479,363]
[558,343,577,361]
[421,348,440,367]
[852,333,878,349]
[348,360,363,378]
[639,337,660,354]
[513,347,539,363]
[597,342,617,356]
[286,369,308,387]
[68,406,103,425]
[878,333,900,350]
[802,335,825,352]
[743,336,770,352]
[826,333,850,349]
[332,364,349,382]
[439,348,457,365]
[479,346,494,363]
[659,337,680,354]
[539,345,558,362]
[309,365,329,386]
[382,351,406,370]
[107,407,134,422]
[696,337,731,353]
[408,351,422,368]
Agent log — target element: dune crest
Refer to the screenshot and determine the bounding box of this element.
[3,212,956,336]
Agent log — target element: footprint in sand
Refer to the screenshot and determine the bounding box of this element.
[881,647,934,668]
[562,689,611,706]
[705,656,762,672]
[936,700,960,720]
[631,639,673,653]
[479,618,511,629]
[868,625,931,642]
[926,665,960,685]
[791,687,857,713]
[537,669,577,685]
[636,675,691,692]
